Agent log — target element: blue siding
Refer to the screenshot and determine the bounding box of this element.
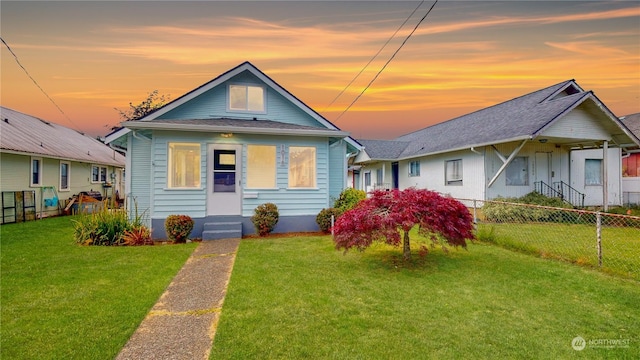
[128,134,152,226]
[328,140,346,201]
[157,70,322,128]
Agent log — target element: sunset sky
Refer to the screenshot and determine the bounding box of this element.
[1,0,639,140]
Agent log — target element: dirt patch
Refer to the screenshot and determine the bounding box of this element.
[243,231,327,239]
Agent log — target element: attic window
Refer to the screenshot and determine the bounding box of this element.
[228,84,265,113]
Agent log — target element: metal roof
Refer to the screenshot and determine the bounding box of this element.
[0,106,125,167]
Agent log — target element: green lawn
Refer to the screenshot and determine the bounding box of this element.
[477,222,640,280]
[0,216,197,360]
[211,233,639,359]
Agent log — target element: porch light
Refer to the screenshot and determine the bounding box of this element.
[220,133,233,138]
[539,138,548,143]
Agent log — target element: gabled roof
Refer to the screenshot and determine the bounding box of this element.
[382,80,639,160]
[0,106,125,167]
[105,61,361,150]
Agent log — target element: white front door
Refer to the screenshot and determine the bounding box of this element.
[535,152,551,185]
[207,144,242,216]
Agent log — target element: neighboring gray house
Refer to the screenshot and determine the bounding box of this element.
[105,62,360,239]
[353,80,640,208]
[0,106,125,222]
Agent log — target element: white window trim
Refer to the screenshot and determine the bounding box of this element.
[445,159,463,186]
[30,156,43,187]
[409,160,420,177]
[167,142,201,189]
[91,165,107,184]
[227,83,267,114]
[585,158,603,186]
[288,145,317,189]
[59,161,71,192]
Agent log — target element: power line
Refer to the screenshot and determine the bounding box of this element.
[324,0,426,112]
[335,0,439,122]
[1,36,82,132]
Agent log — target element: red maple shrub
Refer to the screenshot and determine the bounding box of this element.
[332,188,475,261]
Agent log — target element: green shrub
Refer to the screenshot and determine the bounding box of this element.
[483,192,573,223]
[316,208,343,233]
[333,188,366,213]
[165,215,194,243]
[73,206,130,246]
[251,203,279,236]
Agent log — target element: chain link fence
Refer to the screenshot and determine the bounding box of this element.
[455,198,640,281]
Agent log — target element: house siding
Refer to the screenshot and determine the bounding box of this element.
[328,140,347,201]
[142,131,331,221]
[570,148,622,206]
[157,73,321,128]
[128,134,153,225]
[486,142,569,199]
[399,149,485,200]
[1,152,122,219]
[542,106,611,140]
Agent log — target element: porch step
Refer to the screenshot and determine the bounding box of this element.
[202,221,242,240]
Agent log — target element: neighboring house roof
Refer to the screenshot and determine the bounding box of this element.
[105,61,362,150]
[620,113,640,139]
[0,106,125,167]
[357,139,410,162]
[361,80,638,161]
[122,118,349,137]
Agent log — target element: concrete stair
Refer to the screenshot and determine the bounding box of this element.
[202,221,242,240]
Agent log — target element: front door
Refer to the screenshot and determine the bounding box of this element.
[535,152,552,185]
[207,144,242,216]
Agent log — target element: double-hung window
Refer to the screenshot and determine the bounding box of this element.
[289,146,316,188]
[229,84,265,112]
[409,160,420,177]
[31,157,42,186]
[247,145,276,188]
[60,161,70,191]
[506,157,529,186]
[445,159,462,185]
[92,165,107,183]
[168,143,201,189]
[585,159,603,186]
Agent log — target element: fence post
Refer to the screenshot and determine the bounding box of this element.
[473,199,478,229]
[596,212,602,267]
[331,214,335,237]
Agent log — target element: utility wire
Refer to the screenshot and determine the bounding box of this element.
[324,0,425,112]
[1,36,82,132]
[335,0,438,122]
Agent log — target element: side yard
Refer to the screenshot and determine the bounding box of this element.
[0,216,197,359]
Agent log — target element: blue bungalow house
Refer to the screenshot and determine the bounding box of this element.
[105,62,361,239]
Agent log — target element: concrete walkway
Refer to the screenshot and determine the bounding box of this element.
[116,238,241,360]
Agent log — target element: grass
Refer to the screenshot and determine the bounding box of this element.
[211,233,639,359]
[477,222,640,280]
[0,216,197,360]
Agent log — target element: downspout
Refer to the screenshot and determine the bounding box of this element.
[470,147,482,155]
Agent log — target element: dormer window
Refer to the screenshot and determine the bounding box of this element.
[228,84,265,112]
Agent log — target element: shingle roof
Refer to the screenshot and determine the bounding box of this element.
[358,139,410,160]
[357,80,636,161]
[621,113,640,138]
[122,117,349,137]
[0,106,125,167]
